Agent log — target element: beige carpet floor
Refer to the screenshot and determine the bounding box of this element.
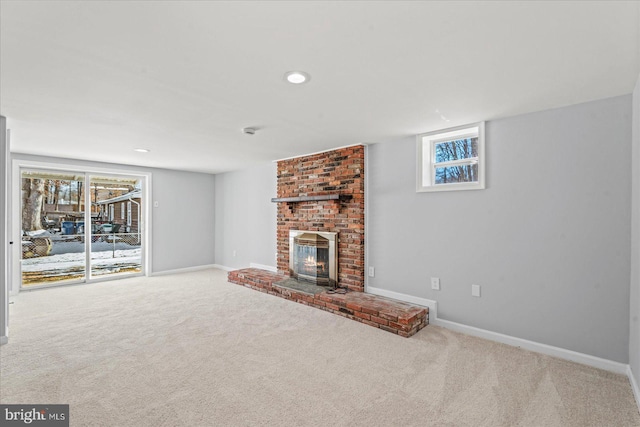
[1,268,639,426]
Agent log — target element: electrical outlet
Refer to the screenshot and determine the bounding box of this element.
[472,284,481,297]
[368,266,375,277]
[232,250,237,257]
[431,277,440,290]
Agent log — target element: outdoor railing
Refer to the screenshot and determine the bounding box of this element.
[90,232,141,257]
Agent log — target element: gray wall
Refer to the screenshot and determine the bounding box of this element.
[151,168,216,272]
[368,95,632,363]
[214,162,277,269]
[10,153,216,277]
[631,75,640,383]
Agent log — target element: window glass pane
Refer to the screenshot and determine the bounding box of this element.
[434,137,478,164]
[20,170,86,287]
[434,163,478,184]
[90,175,142,278]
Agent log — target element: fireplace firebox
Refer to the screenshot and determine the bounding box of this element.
[289,230,337,287]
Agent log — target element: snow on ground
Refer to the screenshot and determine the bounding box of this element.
[21,240,141,273]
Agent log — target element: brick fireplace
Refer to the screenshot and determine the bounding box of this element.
[274,145,365,291]
[228,144,428,337]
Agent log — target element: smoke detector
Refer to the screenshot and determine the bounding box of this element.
[242,127,256,135]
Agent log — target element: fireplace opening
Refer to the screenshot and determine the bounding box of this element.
[289,231,337,287]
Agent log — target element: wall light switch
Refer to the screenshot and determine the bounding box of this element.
[368,266,375,277]
[431,277,440,290]
[472,284,481,297]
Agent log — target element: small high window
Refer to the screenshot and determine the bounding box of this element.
[417,122,485,192]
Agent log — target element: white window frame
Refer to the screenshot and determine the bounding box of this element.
[416,122,485,192]
[109,204,114,221]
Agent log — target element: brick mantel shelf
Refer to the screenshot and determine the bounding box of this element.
[271,194,353,203]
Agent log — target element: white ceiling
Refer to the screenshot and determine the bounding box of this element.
[1,1,639,174]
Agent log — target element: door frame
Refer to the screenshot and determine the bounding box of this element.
[10,159,152,294]
[1,117,8,345]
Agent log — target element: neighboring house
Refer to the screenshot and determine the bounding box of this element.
[95,190,142,234]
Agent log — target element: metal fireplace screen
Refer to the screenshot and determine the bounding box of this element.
[289,231,337,286]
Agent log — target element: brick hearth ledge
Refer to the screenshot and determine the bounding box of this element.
[228,268,428,337]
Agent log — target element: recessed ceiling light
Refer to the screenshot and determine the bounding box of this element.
[284,71,310,84]
[134,148,150,153]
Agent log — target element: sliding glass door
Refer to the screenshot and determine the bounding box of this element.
[20,170,87,286]
[89,175,142,278]
[19,168,145,288]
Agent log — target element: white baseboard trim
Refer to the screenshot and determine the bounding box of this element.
[366,286,628,375]
[629,365,640,414]
[0,335,7,345]
[249,263,277,272]
[211,264,235,272]
[434,317,628,375]
[367,286,438,317]
[151,264,220,276]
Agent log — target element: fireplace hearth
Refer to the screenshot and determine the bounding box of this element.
[289,230,337,287]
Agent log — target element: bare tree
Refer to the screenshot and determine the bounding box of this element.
[52,180,61,210]
[21,178,45,231]
[77,181,83,212]
[435,138,478,184]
